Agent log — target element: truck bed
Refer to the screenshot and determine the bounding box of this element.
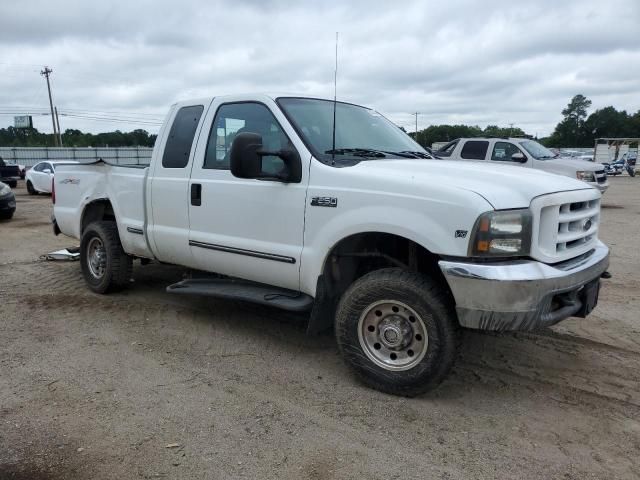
[54,160,153,258]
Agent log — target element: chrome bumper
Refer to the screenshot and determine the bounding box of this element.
[438,241,609,331]
[594,181,609,193]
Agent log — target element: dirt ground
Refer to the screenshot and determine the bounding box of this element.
[1,178,639,480]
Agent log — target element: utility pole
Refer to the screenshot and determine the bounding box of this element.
[509,123,514,137]
[40,66,59,146]
[414,112,419,143]
[54,106,63,147]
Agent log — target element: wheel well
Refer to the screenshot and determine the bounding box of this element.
[322,232,446,296]
[81,199,116,233]
[307,232,451,334]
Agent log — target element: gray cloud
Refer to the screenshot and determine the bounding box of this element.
[0,0,638,137]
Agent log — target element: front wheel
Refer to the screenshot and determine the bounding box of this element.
[335,268,459,396]
[80,221,133,293]
[26,180,37,195]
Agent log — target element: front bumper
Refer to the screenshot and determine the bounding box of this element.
[439,241,609,331]
[0,192,16,215]
[590,180,608,193]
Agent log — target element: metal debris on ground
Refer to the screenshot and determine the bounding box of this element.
[40,247,80,261]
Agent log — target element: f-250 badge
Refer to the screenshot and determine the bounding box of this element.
[311,196,338,207]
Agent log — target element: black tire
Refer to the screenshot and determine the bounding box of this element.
[0,211,13,220]
[80,221,133,294]
[26,180,37,195]
[335,268,459,396]
[7,181,17,189]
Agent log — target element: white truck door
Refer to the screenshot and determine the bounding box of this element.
[187,99,308,291]
[488,141,531,167]
[147,103,207,265]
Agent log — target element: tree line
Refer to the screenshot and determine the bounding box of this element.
[0,127,157,148]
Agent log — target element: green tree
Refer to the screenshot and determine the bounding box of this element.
[547,94,593,147]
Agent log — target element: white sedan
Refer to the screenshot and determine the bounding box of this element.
[26,161,77,194]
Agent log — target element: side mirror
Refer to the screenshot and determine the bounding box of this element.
[43,168,52,174]
[511,152,527,163]
[230,132,301,183]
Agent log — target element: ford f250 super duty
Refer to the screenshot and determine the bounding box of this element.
[52,94,610,396]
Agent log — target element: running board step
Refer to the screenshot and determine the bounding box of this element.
[166,278,314,312]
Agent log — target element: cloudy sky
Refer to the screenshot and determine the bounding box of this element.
[1,0,638,138]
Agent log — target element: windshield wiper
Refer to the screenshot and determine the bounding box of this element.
[397,150,432,159]
[325,148,387,158]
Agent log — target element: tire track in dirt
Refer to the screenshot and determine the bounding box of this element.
[459,330,640,408]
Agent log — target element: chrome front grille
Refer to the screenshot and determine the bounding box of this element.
[530,189,601,263]
[595,170,607,184]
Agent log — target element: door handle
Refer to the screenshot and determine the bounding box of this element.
[191,183,202,206]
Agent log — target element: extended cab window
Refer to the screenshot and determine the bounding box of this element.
[204,102,290,175]
[491,142,524,161]
[162,105,204,168]
[460,141,489,160]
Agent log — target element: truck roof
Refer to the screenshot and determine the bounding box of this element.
[171,93,355,108]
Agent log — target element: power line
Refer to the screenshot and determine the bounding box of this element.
[59,113,162,126]
[61,108,163,117]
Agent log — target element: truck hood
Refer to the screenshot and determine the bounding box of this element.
[542,158,605,174]
[353,159,593,210]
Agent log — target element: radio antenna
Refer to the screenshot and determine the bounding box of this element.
[331,32,338,160]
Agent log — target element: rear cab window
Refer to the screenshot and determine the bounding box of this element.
[162,105,205,168]
[460,141,489,160]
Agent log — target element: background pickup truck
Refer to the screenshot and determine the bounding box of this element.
[0,157,20,188]
[435,137,609,193]
[52,94,609,396]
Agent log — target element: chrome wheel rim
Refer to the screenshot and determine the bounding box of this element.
[357,300,428,371]
[87,237,107,279]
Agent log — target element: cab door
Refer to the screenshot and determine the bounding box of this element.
[489,141,531,167]
[187,97,309,291]
[147,102,208,265]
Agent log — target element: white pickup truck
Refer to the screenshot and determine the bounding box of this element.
[435,138,609,193]
[52,94,609,396]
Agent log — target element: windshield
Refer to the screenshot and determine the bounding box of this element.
[519,140,558,160]
[277,97,426,163]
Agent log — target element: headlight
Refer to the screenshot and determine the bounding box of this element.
[0,183,10,196]
[576,171,595,182]
[469,209,532,257]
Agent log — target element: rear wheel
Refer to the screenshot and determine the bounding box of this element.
[80,221,133,293]
[26,180,37,195]
[7,180,17,189]
[335,268,459,396]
